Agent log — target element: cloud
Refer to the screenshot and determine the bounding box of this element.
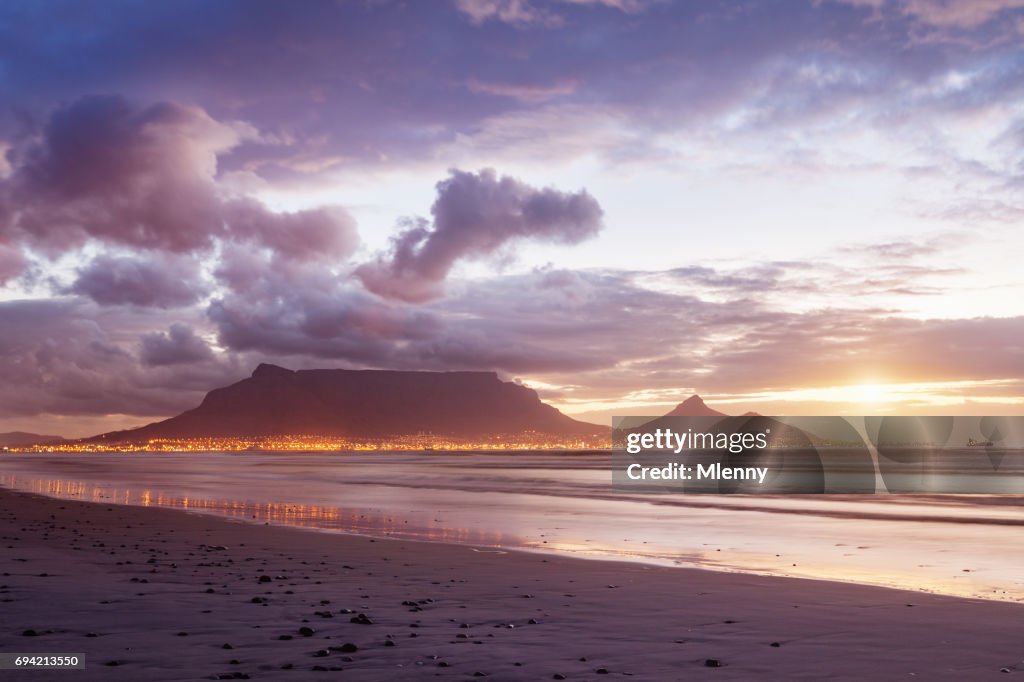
[222,198,360,262]
[209,247,441,363]
[0,299,239,420]
[454,0,656,26]
[140,323,215,366]
[357,168,603,302]
[70,253,207,308]
[454,0,563,26]
[0,141,11,178]
[1,96,245,254]
[465,78,578,102]
[0,95,360,267]
[887,0,1024,29]
[0,241,25,285]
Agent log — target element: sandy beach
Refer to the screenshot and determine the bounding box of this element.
[1,487,1022,681]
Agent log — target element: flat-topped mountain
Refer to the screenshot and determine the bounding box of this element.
[93,364,601,442]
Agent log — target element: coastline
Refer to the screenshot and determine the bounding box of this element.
[1,487,1022,680]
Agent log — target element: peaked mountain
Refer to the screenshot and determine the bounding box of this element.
[664,395,727,417]
[93,364,602,442]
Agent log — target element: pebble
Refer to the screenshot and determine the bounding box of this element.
[704,659,723,668]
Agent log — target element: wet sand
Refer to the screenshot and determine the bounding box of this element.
[4,452,1024,602]
[1,487,1022,681]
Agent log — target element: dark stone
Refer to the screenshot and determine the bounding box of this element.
[298,626,315,637]
[704,659,723,668]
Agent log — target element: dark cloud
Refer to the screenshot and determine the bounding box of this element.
[210,249,441,364]
[1,96,240,254]
[3,264,1023,431]
[0,299,240,420]
[0,95,359,266]
[357,168,603,302]
[70,253,206,308]
[140,323,214,366]
[208,262,1024,398]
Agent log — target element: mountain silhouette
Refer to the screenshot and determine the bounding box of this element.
[664,395,727,417]
[0,432,66,447]
[91,364,602,442]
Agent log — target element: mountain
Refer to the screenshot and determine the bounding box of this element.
[92,364,602,442]
[664,395,727,417]
[614,397,828,449]
[0,432,66,448]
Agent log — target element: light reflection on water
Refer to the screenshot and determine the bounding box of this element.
[1,452,1023,603]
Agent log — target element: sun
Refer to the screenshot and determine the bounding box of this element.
[849,383,889,404]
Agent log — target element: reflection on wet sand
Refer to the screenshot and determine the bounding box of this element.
[1,452,1023,604]
[0,473,513,548]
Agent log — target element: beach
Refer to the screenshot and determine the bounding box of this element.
[1,486,1022,681]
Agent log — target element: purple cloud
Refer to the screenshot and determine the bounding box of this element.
[223,198,359,262]
[140,323,215,366]
[0,96,359,268]
[0,241,24,284]
[70,253,207,308]
[1,96,241,255]
[0,299,240,420]
[357,168,603,302]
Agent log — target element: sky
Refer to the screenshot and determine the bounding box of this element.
[1,0,1023,437]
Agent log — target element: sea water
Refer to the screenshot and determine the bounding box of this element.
[1,451,1022,602]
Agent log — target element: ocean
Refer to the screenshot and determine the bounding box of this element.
[1,451,1022,602]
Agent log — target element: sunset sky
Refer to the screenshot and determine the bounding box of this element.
[1,0,1023,436]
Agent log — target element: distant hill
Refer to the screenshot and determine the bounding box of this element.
[614,397,824,448]
[0,432,66,448]
[664,395,727,417]
[91,364,603,442]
